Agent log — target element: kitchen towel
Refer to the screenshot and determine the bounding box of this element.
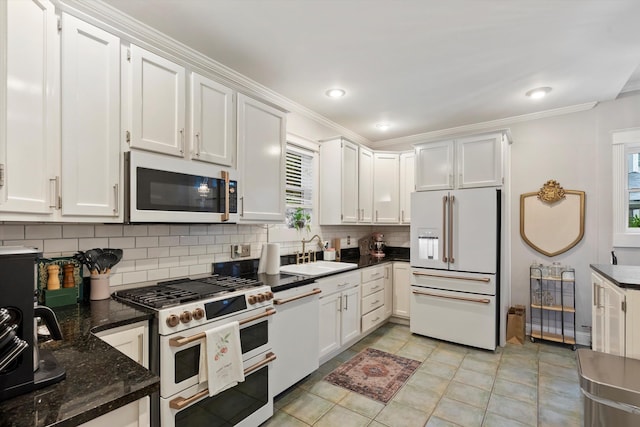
[199,321,244,396]
[265,243,280,275]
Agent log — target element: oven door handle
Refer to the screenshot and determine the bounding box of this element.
[412,271,491,283]
[168,308,276,347]
[273,288,321,305]
[412,289,491,304]
[168,351,277,410]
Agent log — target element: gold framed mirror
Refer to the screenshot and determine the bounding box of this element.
[520,180,585,257]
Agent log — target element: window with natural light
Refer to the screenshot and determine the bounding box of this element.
[613,128,640,246]
[285,144,315,231]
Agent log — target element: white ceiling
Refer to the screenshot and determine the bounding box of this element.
[102,0,640,143]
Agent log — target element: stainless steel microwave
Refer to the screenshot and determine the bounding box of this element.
[125,151,238,223]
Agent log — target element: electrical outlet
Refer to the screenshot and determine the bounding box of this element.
[231,244,251,258]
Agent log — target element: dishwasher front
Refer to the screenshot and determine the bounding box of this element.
[577,348,640,426]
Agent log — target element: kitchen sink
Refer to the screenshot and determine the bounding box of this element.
[279,261,358,277]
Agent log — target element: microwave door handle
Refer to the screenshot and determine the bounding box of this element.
[221,170,230,222]
[442,195,448,263]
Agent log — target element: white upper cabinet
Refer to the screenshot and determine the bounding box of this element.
[399,151,415,224]
[319,137,359,224]
[358,147,373,223]
[415,132,503,191]
[237,93,286,222]
[60,13,121,220]
[0,0,59,219]
[190,73,235,166]
[373,152,399,223]
[129,45,186,157]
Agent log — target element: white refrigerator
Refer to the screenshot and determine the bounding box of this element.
[410,187,501,350]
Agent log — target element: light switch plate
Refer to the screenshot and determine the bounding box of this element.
[231,244,251,258]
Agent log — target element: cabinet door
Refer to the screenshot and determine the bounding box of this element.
[237,94,286,222]
[79,398,149,427]
[456,133,502,188]
[399,152,414,224]
[130,45,186,157]
[341,287,361,344]
[415,140,454,191]
[0,0,58,218]
[318,292,341,359]
[190,73,235,166]
[591,272,605,353]
[384,264,393,319]
[373,152,399,223]
[393,262,411,318]
[96,321,148,368]
[341,140,359,223]
[60,14,121,219]
[358,147,373,223]
[604,280,626,357]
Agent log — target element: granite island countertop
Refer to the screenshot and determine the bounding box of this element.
[591,264,640,289]
[0,299,159,427]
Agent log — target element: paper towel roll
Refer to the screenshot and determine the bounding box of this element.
[257,243,268,274]
[265,243,280,275]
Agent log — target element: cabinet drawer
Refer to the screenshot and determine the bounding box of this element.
[361,265,386,283]
[362,277,384,297]
[361,289,384,314]
[317,270,360,296]
[362,306,385,332]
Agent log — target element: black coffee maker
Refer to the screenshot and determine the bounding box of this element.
[0,247,65,401]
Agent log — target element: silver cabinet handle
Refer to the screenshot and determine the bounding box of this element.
[240,196,244,217]
[113,184,119,215]
[179,128,185,154]
[344,295,348,311]
[401,210,404,223]
[49,177,60,209]
[195,131,201,156]
[338,295,342,312]
[593,282,597,307]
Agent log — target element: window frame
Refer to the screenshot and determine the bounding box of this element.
[613,128,640,247]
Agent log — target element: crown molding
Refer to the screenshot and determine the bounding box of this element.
[371,102,599,149]
[55,0,371,146]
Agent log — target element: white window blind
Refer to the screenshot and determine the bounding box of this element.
[286,145,314,209]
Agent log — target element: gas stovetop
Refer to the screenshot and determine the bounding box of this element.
[114,275,263,309]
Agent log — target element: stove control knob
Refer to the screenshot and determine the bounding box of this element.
[166,314,180,328]
[248,295,258,305]
[265,291,274,301]
[257,293,266,302]
[180,311,193,323]
[192,308,205,320]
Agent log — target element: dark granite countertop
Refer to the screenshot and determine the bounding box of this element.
[591,264,640,289]
[0,300,159,427]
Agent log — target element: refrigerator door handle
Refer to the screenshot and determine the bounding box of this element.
[449,195,455,263]
[442,195,448,262]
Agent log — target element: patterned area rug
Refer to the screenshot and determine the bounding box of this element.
[324,347,421,403]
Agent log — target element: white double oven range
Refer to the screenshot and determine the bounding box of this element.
[114,274,276,427]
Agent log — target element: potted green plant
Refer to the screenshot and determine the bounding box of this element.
[291,207,311,232]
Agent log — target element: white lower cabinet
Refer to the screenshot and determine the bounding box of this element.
[393,262,411,318]
[317,271,360,364]
[90,321,150,427]
[360,265,388,334]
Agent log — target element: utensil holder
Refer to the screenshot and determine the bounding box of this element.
[90,274,111,300]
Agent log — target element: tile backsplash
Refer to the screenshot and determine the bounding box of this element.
[0,223,409,289]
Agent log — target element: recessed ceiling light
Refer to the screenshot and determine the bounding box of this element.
[376,123,391,131]
[526,87,552,99]
[325,88,346,98]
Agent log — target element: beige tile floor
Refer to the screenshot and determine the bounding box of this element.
[263,322,583,427]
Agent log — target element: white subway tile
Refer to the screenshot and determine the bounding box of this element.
[216,235,230,244]
[159,257,180,268]
[148,247,170,258]
[170,246,189,257]
[169,266,189,278]
[198,254,215,264]
[189,264,207,275]
[0,225,24,240]
[136,236,159,248]
[223,225,239,235]
[159,236,180,247]
[189,225,207,235]
[123,270,147,285]
[170,225,189,235]
[124,225,149,237]
[62,225,94,238]
[95,225,123,237]
[109,273,122,287]
[230,235,243,244]
[108,237,136,249]
[179,255,199,266]
[113,260,136,273]
[44,239,78,253]
[207,244,223,254]
[207,224,223,235]
[179,235,198,246]
[136,258,159,271]
[3,240,43,250]
[198,235,215,245]
[148,224,170,236]
[148,269,170,281]
[243,233,258,243]
[215,253,231,262]
[78,238,110,251]
[25,225,62,239]
[189,245,206,256]
[124,248,148,261]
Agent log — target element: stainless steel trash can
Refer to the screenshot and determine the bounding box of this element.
[577,349,640,426]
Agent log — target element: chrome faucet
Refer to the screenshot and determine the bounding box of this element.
[297,234,324,264]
